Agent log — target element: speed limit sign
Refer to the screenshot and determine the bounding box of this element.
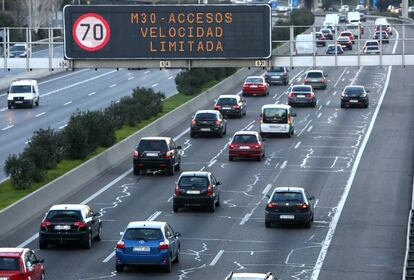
[72,13,110,52]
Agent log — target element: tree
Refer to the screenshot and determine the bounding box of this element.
[322,0,334,10]
[13,0,64,29]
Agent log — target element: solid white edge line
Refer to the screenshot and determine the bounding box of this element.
[280,161,288,169]
[209,250,225,266]
[262,184,272,195]
[173,128,190,142]
[311,28,398,279]
[102,251,116,263]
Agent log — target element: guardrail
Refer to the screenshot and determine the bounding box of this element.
[403,177,414,279]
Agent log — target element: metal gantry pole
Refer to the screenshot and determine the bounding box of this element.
[290,25,294,68]
[357,23,361,68]
[402,24,406,67]
[48,28,52,71]
[312,25,316,68]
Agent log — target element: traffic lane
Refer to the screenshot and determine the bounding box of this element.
[317,66,414,280]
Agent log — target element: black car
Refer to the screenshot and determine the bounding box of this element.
[326,44,344,55]
[340,85,369,108]
[214,94,247,118]
[264,66,289,85]
[39,204,102,249]
[173,171,221,212]
[320,28,333,40]
[133,137,182,176]
[265,187,315,228]
[339,14,347,23]
[288,85,317,107]
[190,110,227,138]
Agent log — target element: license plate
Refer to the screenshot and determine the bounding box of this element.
[280,215,295,219]
[146,152,158,157]
[272,75,281,78]
[14,101,23,104]
[269,125,282,130]
[239,146,250,149]
[133,246,150,252]
[55,225,71,230]
[297,95,306,98]
[250,85,258,88]
[350,100,359,103]
[200,128,210,131]
[186,190,201,194]
[222,107,231,110]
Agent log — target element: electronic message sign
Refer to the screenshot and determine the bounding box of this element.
[64,5,271,60]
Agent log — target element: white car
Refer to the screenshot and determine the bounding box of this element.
[260,104,296,138]
[363,40,380,50]
[364,45,381,54]
[340,5,349,13]
[7,79,40,109]
[9,43,29,58]
[409,6,414,13]
[225,272,277,280]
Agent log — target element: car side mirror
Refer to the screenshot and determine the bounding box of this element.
[6,91,9,94]
[366,90,370,93]
[291,113,297,117]
[177,146,182,149]
[265,194,270,199]
[37,259,44,264]
[93,212,101,218]
[174,232,182,238]
[120,231,124,236]
[260,113,263,118]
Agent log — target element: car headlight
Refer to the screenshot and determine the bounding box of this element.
[341,92,347,97]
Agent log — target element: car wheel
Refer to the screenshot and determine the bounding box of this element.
[116,264,124,273]
[39,239,47,250]
[256,155,262,162]
[284,79,289,85]
[238,111,243,118]
[305,217,312,228]
[215,195,221,207]
[209,200,216,212]
[29,100,34,108]
[287,131,292,138]
[173,203,179,213]
[168,165,175,176]
[173,247,180,263]
[243,109,247,116]
[163,257,172,273]
[133,166,140,176]
[265,221,271,228]
[7,104,11,109]
[83,232,92,249]
[340,103,345,108]
[174,161,180,171]
[35,98,39,106]
[260,132,265,138]
[190,132,196,138]
[364,102,369,108]
[229,155,234,161]
[223,126,227,135]
[94,224,102,241]
[312,101,317,107]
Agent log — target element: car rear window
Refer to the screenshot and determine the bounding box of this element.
[138,139,168,152]
[46,210,82,222]
[344,87,364,95]
[125,228,162,241]
[195,113,217,121]
[246,77,263,83]
[232,135,258,143]
[230,277,266,280]
[366,41,378,46]
[179,176,209,189]
[10,85,31,93]
[292,86,311,92]
[272,192,304,203]
[217,98,237,105]
[10,45,25,51]
[269,67,284,72]
[0,257,20,271]
[306,72,323,78]
[367,46,378,50]
[263,108,287,120]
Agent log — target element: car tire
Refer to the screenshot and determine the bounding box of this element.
[238,111,243,118]
[173,247,180,263]
[133,166,140,176]
[257,156,262,162]
[163,258,172,273]
[312,101,317,108]
[29,100,34,108]
[265,221,271,228]
[287,131,292,138]
[173,203,179,213]
[223,126,227,135]
[174,161,181,171]
[260,132,265,138]
[215,195,221,207]
[116,264,124,273]
[36,98,39,106]
[39,239,47,250]
[190,132,196,138]
[364,102,369,108]
[285,79,289,85]
[168,165,175,176]
[94,224,102,241]
[7,104,11,109]
[340,103,345,108]
[83,232,92,249]
[209,200,216,212]
[305,217,312,228]
[229,155,234,161]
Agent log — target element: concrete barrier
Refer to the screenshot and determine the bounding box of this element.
[0,67,260,238]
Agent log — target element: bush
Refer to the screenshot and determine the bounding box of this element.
[0,12,16,28]
[4,154,37,190]
[291,8,315,28]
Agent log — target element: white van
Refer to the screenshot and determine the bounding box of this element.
[7,79,40,109]
[295,34,315,55]
[260,104,296,138]
[325,14,339,28]
[347,11,360,24]
[375,18,392,35]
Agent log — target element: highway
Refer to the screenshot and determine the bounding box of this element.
[0,19,413,280]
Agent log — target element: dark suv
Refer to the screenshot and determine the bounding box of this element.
[173,171,221,212]
[190,110,227,138]
[39,204,102,249]
[265,67,289,85]
[133,137,182,176]
[214,94,247,118]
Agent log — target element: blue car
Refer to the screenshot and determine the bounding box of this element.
[115,221,181,273]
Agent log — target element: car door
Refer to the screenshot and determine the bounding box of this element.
[29,251,43,280]
[241,98,247,114]
[170,140,181,165]
[210,175,220,198]
[23,251,40,280]
[84,207,96,237]
[164,225,177,258]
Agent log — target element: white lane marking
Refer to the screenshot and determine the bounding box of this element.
[102,210,162,263]
[297,119,312,137]
[246,124,254,131]
[342,78,345,82]
[326,100,331,106]
[58,124,67,130]
[109,84,117,88]
[173,128,190,141]
[1,125,14,131]
[318,105,323,110]
[311,28,399,280]
[128,77,135,80]
[333,68,347,88]
[240,213,252,225]
[262,184,272,195]
[0,107,7,111]
[145,70,150,74]
[88,92,96,96]
[40,70,117,98]
[317,113,322,118]
[294,142,301,149]
[332,91,337,96]
[168,76,174,80]
[209,250,225,266]
[280,161,288,169]
[207,159,217,168]
[0,93,6,97]
[167,196,173,202]
[307,125,313,132]
[151,83,159,88]
[64,101,72,106]
[35,112,46,118]
[17,233,39,248]
[38,69,90,85]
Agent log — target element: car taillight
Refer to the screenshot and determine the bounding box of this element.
[304,79,308,83]
[74,221,87,228]
[288,92,296,97]
[214,105,221,110]
[175,184,180,196]
[207,185,213,196]
[267,202,278,208]
[306,93,314,99]
[297,203,309,209]
[215,120,221,126]
[164,150,174,159]
[191,120,196,126]
[233,105,241,109]
[116,240,125,249]
[40,220,51,228]
[133,150,139,158]
[253,144,261,149]
[158,242,169,250]
[288,115,292,124]
[229,144,236,149]
[258,83,265,88]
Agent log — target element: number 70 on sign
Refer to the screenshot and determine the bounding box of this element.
[72,13,111,52]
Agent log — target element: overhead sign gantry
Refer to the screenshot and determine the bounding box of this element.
[63,4,272,68]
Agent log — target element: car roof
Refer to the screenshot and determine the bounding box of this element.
[127,221,166,229]
[234,130,259,136]
[179,171,210,177]
[218,94,239,99]
[246,76,264,79]
[49,204,88,211]
[306,70,323,74]
[12,43,26,47]
[262,104,291,110]
[345,85,365,89]
[140,136,171,141]
[11,79,37,86]
[0,248,26,257]
[274,187,305,193]
[230,272,271,278]
[196,109,219,114]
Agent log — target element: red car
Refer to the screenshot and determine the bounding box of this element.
[339,31,355,44]
[242,76,269,96]
[228,131,265,161]
[0,248,45,280]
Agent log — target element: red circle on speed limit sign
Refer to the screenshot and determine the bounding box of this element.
[72,13,110,51]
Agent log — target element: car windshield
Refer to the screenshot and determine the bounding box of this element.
[232,135,258,143]
[195,113,217,121]
[230,277,267,280]
[338,37,348,42]
[344,87,364,95]
[10,45,25,51]
[0,257,20,271]
[217,98,237,105]
[124,228,162,241]
[272,192,304,203]
[46,210,82,223]
[263,108,287,123]
[342,32,351,36]
[10,85,31,93]
[269,67,284,72]
[246,77,263,83]
[327,45,338,51]
[367,46,378,50]
[179,176,209,189]
[292,86,311,92]
[138,140,168,152]
[306,72,323,78]
[366,41,378,46]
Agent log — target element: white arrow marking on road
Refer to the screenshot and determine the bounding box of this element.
[209,250,224,266]
[1,125,14,131]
